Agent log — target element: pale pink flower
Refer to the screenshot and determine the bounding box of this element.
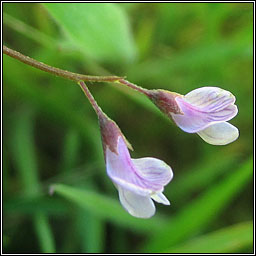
[99,114,173,218]
[148,87,239,145]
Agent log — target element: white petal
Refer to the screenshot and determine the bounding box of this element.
[117,185,156,218]
[151,192,170,205]
[197,122,239,145]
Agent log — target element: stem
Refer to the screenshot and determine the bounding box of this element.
[78,81,103,118]
[118,79,151,97]
[3,46,152,97]
[3,45,121,82]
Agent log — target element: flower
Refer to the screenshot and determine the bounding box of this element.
[99,113,173,218]
[148,87,239,145]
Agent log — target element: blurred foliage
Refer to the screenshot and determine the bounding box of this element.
[3,2,253,253]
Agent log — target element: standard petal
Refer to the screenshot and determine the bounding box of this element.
[131,157,173,187]
[151,192,170,205]
[171,96,238,133]
[117,185,156,218]
[197,122,239,145]
[184,87,236,111]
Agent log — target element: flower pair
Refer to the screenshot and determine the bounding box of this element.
[81,81,239,218]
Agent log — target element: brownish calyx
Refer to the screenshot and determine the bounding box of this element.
[148,89,184,117]
[99,113,133,156]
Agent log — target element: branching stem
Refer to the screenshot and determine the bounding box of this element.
[3,45,151,96]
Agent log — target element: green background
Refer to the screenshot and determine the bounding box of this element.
[3,3,253,253]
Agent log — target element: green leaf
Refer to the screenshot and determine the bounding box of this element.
[43,3,136,63]
[165,221,253,253]
[143,157,253,252]
[51,183,167,233]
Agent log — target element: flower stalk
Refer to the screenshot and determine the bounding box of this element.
[3,45,121,83]
[117,79,150,96]
[3,45,149,95]
[78,81,104,118]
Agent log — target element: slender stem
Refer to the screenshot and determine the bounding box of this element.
[78,81,104,118]
[3,45,121,82]
[118,79,151,97]
[3,45,152,98]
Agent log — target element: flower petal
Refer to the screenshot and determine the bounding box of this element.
[197,122,239,145]
[117,185,156,218]
[131,157,173,187]
[106,137,160,196]
[184,87,236,111]
[151,192,170,205]
[171,95,238,133]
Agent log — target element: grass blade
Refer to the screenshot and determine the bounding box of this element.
[165,221,253,253]
[33,213,56,253]
[51,183,167,233]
